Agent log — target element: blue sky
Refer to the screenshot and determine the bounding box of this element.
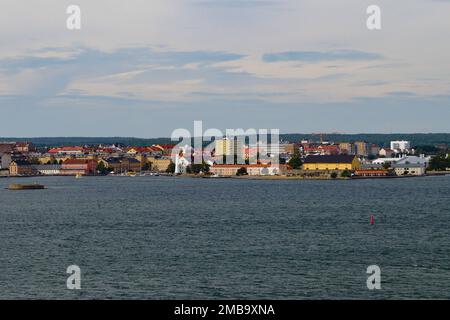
[0,0,449,137]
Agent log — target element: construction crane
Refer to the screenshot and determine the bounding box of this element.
[312,132,339,144]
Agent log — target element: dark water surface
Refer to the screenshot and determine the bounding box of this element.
[0,175,449,299]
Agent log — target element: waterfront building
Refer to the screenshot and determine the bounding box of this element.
[100,157,142,173]
[354,169,389,177]
[147,156,172,172]
[9,160,35,176]
[210,164,290,176]
[303,155,360,171]
[360,163,385,170]
[61,159,97,175]
[32,164,62,175]
[392,163,426,176]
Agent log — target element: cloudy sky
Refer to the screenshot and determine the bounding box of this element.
[0,0,449,137]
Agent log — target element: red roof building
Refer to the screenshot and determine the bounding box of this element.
[354,169,388,177]
[48,146,86,155]
[61,159,97,175]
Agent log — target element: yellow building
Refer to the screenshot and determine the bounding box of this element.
[38,155,72,164]
[303,155,360,171]
[147,156,172,172]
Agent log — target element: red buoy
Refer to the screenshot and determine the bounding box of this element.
[370,215,375,225]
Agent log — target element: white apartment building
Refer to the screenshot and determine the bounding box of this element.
[390,140,411,153]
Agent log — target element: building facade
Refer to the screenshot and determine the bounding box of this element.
[354,141,368,157]
[379,148,395,158]
[338,142,355,155]
[210,164,289,176]
[215,137,245,160]
[354,169,389,177]
[100,157,142,173]
[33,165,62,175]
[390,140,411,153]
[61,159,97,175]
[147,156,172,172]
[9,160,35,176]
[303,155,361,171]
[393,164,426,176]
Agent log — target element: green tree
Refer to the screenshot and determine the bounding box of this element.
[142,162,151,171]
[341,169,351,178]
[28,157,41,165]
[166,161,175,173]
[96,161,111,175]
[428,153,450,171]
[288,155,302,169]
[236,167,248,176]
[187,161,211,174]
[330,172,338,179]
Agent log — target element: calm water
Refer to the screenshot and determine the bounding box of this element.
[0,175,449,299]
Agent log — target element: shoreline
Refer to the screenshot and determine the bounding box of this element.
[2,172,448,180]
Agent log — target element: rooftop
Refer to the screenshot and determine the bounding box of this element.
[303,155,356,164]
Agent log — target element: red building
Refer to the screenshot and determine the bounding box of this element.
[354,169,388,177]
[61,159,97,175]
[48,146,86,155]
[303,144,340,155]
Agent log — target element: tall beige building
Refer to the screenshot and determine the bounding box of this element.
[339,142,355,155]
[355,141,368,156]
[215,138,244,162]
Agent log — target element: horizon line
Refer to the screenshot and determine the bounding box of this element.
[2,132,450,140]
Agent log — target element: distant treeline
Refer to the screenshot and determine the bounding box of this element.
[280,133,450,147]
[1,133,450,148]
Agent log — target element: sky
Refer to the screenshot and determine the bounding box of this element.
[0,0,449,137]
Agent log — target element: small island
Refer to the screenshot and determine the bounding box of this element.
[8,184,45,190]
